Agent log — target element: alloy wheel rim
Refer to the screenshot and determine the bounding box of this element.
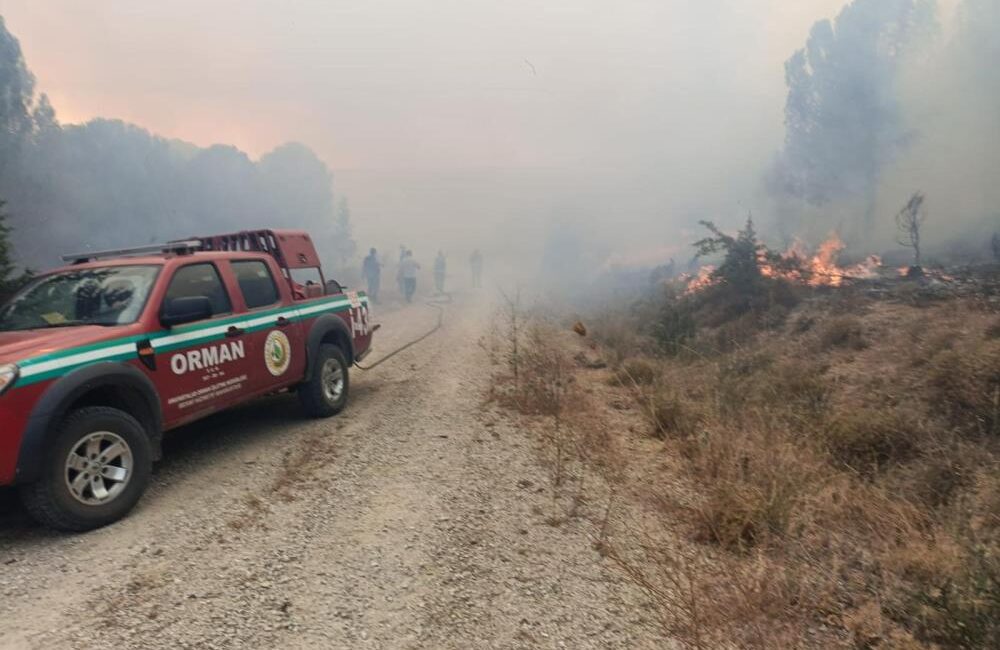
[64,431,133,506]
[322,358,344,402]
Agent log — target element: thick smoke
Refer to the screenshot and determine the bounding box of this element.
[877,0,1000,256]
[769,0,1000,259]
[0,0,997,291]
[767,0,937,245]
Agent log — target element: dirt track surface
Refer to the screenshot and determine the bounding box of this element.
[0,294,666,649]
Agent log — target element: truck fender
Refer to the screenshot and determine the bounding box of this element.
[15,362,163,485]
[304,313,356,377]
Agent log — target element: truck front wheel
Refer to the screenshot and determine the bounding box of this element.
[19,406,152,532]
[298,344,350,417]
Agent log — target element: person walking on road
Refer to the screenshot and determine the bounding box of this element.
[470,249,483,288]
[398,250,420,302]
[433,251,447,294]
[362,247,382,303]
[395,246,405,298]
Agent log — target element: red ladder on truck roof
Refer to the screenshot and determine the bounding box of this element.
[193,229,322,270]
[190,229,330,298]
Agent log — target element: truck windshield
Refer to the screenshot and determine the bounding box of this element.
[0,265,160,331]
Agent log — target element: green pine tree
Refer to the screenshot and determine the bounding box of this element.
[0,199,30,301]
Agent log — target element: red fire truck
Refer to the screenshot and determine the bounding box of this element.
[0,230,373,531]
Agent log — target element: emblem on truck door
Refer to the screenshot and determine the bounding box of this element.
[264,330,292,376]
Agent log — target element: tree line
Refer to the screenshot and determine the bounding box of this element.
[0,16,356,297]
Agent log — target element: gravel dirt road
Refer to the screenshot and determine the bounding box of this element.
[0,294,667,649]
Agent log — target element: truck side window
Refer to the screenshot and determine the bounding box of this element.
[164,263,231,317]
[231,260,279,309]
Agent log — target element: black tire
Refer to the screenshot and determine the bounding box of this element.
[19,406,152,532]
[298,344,350,417]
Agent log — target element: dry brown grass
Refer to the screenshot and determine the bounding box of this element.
[819,315,869,351]
[589,297,1000,648]
[647,389,702,440]
[822,408,921,473]
[488,304,625,515]
[589,309,651,366]
[611,356,659,386]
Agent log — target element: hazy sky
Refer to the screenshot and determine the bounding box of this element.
[1,1,851,168]
[0,0,864,266]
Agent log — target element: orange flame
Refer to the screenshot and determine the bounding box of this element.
[767,234,882,287]
[681,265,717,294]
[897,266,955,282]
[684,233,883,292]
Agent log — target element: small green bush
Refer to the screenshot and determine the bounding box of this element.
[654,300,697,355]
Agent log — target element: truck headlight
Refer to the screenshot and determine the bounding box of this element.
[0,364,18,396]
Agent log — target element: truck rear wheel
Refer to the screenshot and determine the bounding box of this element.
[299,344,350,417]
[19,406,152,532]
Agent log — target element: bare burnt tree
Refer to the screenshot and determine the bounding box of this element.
[895,191,926,269]
[992,232,1000,262]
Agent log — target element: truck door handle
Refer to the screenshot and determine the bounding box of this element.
[226,325,244,338]
[276,316,291,327]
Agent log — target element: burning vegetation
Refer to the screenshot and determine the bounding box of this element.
[678,192,948,303]
[683,230,883,296]
[581,217,1000,648]
[683,218,920,295]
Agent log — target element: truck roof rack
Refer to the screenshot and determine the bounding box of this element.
[187,229,322,271]
[62,240,202,264]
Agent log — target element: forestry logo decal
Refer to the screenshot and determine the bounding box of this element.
[264,330,291,376]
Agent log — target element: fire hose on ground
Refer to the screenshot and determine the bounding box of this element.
[353,294,452,371]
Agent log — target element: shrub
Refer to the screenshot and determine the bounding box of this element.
[613,357,659,386]
[648,391,700,440]
[689,217,802,327]
[823,409,920,473]
[756,359,829,419]
[720,348,773,378]
[654,299,697,355]
[986,318,1000,340]
[926,345,1000,436]
[818,316,867,351]
[592,311,647,366]
[693,450,807,551]
[712,312,761,352]
[905,453,972,508]
[891,540,1000,649]
[973,473,1000,533]
[710,351,774,419]
[684,426,815,551]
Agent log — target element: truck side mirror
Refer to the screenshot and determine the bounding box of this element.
[160,296,213,327]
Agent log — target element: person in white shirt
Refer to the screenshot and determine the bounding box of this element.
[433,251,447,294]
[398,250,421,302]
